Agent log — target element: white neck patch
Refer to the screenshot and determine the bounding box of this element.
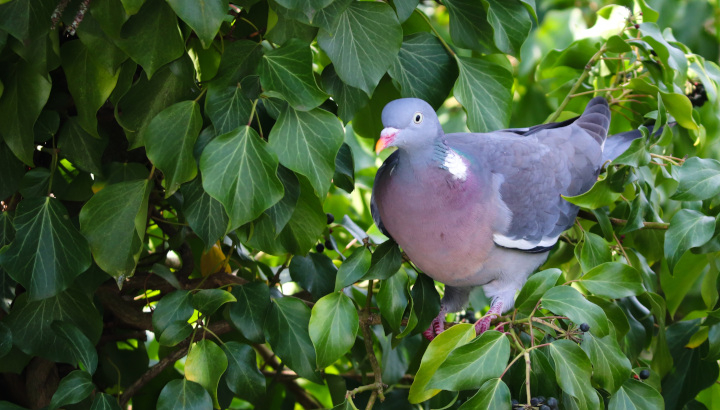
[443,150,467,181]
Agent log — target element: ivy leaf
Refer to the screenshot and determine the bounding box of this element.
[334,247,371,291]
[185,339,228,409]
[483,0,532,56]
[411,273,441,336]
[664,209,715,272]
[514,268,561,314]
[212,40,263,86]
[79,179,151,282]
[444,0,495,53]
[0,142,24,199]
[671,157,720,201]
[49,370,95,410]
[453,56,512,132]
[227,282,271,344]
[0,61,51,165]
[363,240,402,280]
[0,0,55,40]
[265,166,300,235]
[0,322,11,358]
[76,12,127,76]
[151,290,194,337]
[309,292,359,368]
[180,177,230,252]
[290,252,338,300]
[542,286,610,337]
[547,340,599,409]
[90,393,122,410]
[321,64,369,123]
[578,231,612,272]
[408,323,475,403]
[192,289,236,316]
[200,125,284,231]
[458,378,511,410]
[3,289,102,364]
[333,143,355,193]
[205,83,254,135]
[269,105,344,197]
[581,332,631,394]
[51,321,99,375]
[427,330,510,391]
[562,176,620,209]
[625,78,697,130]
[144,101,202,197]
[608,379,663,409]
[58,118,108,176]
[581,263,645,299]
[612,137,651,167]
[377,269,409,332]
[61,40,120,137]
[265,297,323,383]
[158,322,193,347]
[222,341,266,404]
[0,197,91,300]
[157,379,213,410]
[260,39,328,111]
[167,0,228,49]
[388,32,457,109]
[317,1,402,95]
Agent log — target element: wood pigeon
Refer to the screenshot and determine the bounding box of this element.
[371,97,636,340]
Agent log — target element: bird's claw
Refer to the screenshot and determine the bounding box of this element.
[475,300,503,335]
[423,314,446,341]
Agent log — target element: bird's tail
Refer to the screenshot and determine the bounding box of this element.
[575,97,611,146]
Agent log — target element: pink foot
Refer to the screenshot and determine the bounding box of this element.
[423,307,447,341]
[475,300,503,335]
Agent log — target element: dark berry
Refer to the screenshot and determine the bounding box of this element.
[316,243,324,253]
[634,23,640,29]
[541,406,551,410]
[538,396,546,403]
[639,369,650,379]
[511,399,519,407]
[325,239,334,250]
[326,213,335,224]
[531,397,539,406]
[580,323,590,332]
[547,397,559,408]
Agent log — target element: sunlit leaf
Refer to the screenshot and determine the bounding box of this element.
[309,292,359,368]
[185,339,228,409]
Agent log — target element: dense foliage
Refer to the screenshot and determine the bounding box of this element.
[0,0,720,408]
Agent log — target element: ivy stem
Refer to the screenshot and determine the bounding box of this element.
[248,99,259,127]
[357,279,386,409]
[47,143,59,197]
[417,10,455,57]
[613,232,632,266]
[193,87,207,103]
[570,87,624,97]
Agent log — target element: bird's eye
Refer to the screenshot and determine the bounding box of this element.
[413,112,423,124]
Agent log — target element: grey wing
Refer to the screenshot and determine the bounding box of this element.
[479,98,610,251]
[370,150,399,239]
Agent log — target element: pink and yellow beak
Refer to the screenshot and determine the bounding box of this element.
[375,127,399,154]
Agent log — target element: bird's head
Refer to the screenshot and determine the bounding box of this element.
[375,98,442,154]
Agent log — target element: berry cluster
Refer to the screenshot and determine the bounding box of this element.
[512,396,559,410]
[315,213,336,253]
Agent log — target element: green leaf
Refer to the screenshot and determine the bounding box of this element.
[265,297,322,383]
[0,322,12,358]
[309,292,359,368]
[265,166,300,234]
[0,197,91,300]
[453,56,512,132]
[660,251,709,317]
[49,370,94,410]
[18,168,50,199]
[204,83,254,135]
[260,39,328,111]
[3,288,102,363]
[152,291,194,337]
[581,332,631,394]
[317,1,402,95]
[671,157,720,201]
[144,101,202,196]
[290,252,338,300]
[114,0,185,79]
[389,0,419,23]
[411,273,441,336]
[428,330,510,391]
[388,32,457,109]
[79,179,151,282]
[167,0,228,48]
[181,177,229,251]
[192,289,236,316]
[321,64,368,123]
[0,61,51,165]
[611,137,651,167]
[377,269,409,332]
[0,141,24,199]
[625,78,697,130]
[266,12,319,45]
[227,282,271,344]
[61,40,120,136]
[158,322,193,347]
[483,0,532,56]
[364,240,402,280]
[408,323,475,403]
[547,340,599,409]
[458,378,511,410]
[542,286,610,337]
[334,247,371,291]
[0,0,55,40]
[333,142,355,193]
[638,23,687,78]
[664,209,715,272]
[51,321,99,375]
[268,105,344,197]
[606,35,632,53]
[581,263,645,299]
[90,393,122,410]
[57,118,108,176]
[212,40,263,87]
[185,339,228,408]
[578,232,612,272]
[514,268,562,313]
[76,12,127,76]
[608,379,663,410]
[157,379,213,410]
[200,126,284,231]
[562,176,621,209]
[222,341,266,404]
[444,0,495,53]
[275,174,326,255]
[116,55,198,148]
